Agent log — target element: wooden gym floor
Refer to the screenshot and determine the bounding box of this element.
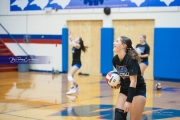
[0,72,180,120]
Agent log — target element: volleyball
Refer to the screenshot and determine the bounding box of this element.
[106,71,121,87]
[155,83,162,90]
[136,48,142,54]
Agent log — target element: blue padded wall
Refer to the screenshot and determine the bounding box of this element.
[62,28,68,73]
[100,28,114,76]
[154,28,180,81]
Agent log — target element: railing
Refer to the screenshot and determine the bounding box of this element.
[0,23,28,56]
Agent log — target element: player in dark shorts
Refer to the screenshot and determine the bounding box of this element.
[136,35,150,77]
[112,36,146,120]
[66,32,88,95]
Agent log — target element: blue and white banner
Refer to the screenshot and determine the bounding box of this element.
[10,0,180,11]
[0,56,51,64]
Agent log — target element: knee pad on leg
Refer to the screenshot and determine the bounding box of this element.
[67,76,75,82]
[114,108,127,120]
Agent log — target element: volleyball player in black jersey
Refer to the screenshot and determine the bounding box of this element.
[112,36,146,120]
[136,35,150,76]
[66,33,88,95]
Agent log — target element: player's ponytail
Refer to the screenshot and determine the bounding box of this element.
[127,48,141,63]
[79,37,88,52]
[120,36,141,63]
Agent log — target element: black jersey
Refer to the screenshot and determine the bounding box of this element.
[112,54,146,94]
[136,43,150,62]
[72,47,81,65]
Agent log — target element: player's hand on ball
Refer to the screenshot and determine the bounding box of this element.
[110,84,120,89]
[106,71,121,89]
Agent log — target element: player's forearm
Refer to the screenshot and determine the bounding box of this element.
[69,37,72,42]
[69,40,76,46]
[129,75,137,88]
[127,75,137,103]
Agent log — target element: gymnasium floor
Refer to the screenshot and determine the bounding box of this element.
[0,72,180,120]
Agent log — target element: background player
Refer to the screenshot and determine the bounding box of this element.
[66,32,88,95]
[136,35,150,77]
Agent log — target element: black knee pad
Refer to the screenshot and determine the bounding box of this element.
[114,108,127,120]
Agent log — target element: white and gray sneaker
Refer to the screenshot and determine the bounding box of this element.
[66,85,80,95]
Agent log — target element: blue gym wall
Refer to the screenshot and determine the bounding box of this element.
[100,28,114,76]
[62,28,68,73]
[154,28,180,81]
